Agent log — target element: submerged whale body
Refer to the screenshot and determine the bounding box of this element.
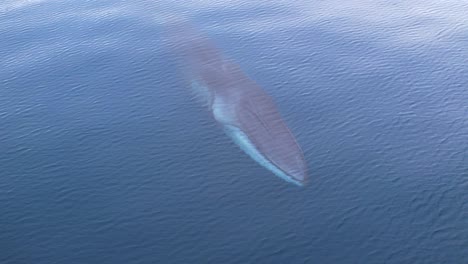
[174,28,308,186]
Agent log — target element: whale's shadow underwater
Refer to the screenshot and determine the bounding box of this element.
[170,26,308,186]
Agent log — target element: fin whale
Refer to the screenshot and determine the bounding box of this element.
[174,28,308,186]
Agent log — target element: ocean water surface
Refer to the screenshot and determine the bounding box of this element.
[1,0,467,263]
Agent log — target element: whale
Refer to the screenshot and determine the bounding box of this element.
[172,29,308,186]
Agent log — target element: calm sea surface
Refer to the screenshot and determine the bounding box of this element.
[1,1,467,263]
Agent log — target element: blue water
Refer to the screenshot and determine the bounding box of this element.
[1,1,467,263]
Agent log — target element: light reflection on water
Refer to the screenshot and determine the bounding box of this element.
[1,0,467,263]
